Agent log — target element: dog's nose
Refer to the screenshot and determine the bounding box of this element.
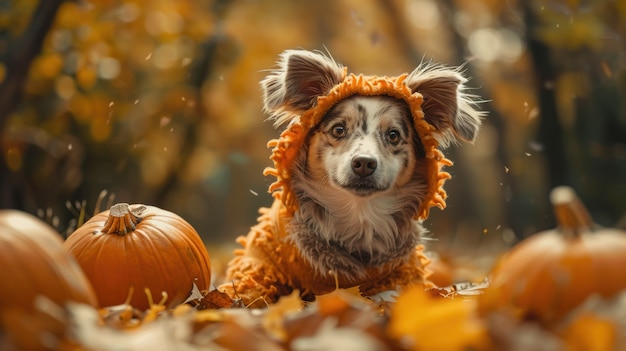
[351,156,377,177]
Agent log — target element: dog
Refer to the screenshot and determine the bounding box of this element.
[218,49,483,307]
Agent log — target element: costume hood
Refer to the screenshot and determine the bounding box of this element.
[262,71,453,221]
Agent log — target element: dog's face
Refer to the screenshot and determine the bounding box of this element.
[307,95,419,198]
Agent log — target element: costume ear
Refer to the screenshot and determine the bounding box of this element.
[405,64,483,146]
[261,49,344,125]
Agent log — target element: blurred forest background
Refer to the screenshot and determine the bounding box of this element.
[0,0,625,260]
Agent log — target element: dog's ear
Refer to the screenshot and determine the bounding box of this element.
[405,64,483,146]
[261,50,344,125]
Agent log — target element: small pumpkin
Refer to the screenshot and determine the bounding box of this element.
[479,186,626,324]
[0,210,98,350]
[64,203,211,311]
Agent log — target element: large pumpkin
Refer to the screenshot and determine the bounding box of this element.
[0,210,98,350]
[479,186,626,324]
[64,203,212,311]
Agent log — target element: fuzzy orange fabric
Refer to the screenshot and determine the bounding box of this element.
[219,73,452,307]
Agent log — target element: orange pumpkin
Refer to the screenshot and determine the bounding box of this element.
[0,210,97,350]
[479,186,626,324]
[64,203,211,311]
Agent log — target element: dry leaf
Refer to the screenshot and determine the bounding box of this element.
[388,285,491,351]
[558,291,626,350]
[428,277,490,299]
[291,318,387,351]
[65,302,210,351]
[561,313,616,351]
[183,282,205,304]
[313,288,385,334]
[316,288,370,316]
[262,290,303,341]
[486,312,563,351]
[282,288,397,349]
[367,289,400,304]
[210,319,284,351]
[197,289,238,309]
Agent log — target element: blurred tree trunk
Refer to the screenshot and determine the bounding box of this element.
[522,3,570,191]
[0,0,65,209]
[0,0,64,133]
[522,2,626,227]
[150,0,233,207]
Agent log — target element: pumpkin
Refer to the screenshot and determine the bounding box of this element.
[479,186,626,324]
[64,203,211,311]
[0,210,98,350]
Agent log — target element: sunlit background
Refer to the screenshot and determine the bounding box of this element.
[1,0,624,262]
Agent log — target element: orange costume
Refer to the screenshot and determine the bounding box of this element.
[219,71,453,307]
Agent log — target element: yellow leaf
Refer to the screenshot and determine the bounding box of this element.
[316,287,372,316]
[388,285,490,351]
[561,313,616,351]
[262,290,302,341]
[193,308,228,323]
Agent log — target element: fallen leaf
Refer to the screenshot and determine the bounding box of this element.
[262,290,303,341]
[197,289,237,309]
[211,319,284,351]
[291,318,387,351]
[65,302,210,351]
[366,289,399,304]
[316,288,370,316]
[428,277,490,299]
[561,313,616,351]
[388,285,491,351]
[183,282,204,304]
[486,312,563,351]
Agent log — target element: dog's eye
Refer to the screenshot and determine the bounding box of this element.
[330,124,346,138]
[387,130,401,145]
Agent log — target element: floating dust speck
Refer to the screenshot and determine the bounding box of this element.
[160,116,171,127]
[528,141,544,152]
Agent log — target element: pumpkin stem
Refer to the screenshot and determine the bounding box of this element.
[102,203,142,236]
[550,186,593,237]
